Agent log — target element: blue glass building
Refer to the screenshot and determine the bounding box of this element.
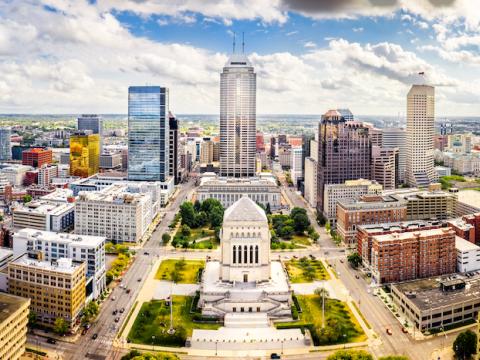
[128,86,169,182]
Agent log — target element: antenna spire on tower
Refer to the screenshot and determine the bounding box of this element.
[242,32,245,53]
[233,32,236,53]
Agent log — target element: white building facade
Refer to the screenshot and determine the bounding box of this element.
[456,237,480,273]
[197,173,281,210]
[406,85,438,187]
[74,184,153,243]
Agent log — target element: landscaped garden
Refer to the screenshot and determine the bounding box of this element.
[127,296,220,346]
[439,174,480,190]
[270,207,319,249]
[155,259,205,284]
[276,293,366,346]
[285,256,330,283]
[170,199,224,249]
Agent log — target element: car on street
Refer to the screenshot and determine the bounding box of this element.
[47,338,56,344]
[137,278,142,282]
[111,296,116,301]
[402,327,408,334]
[386,328,393,335]
[270,353,281,359]
[113,310,118,315]
[92,333,98,340]
[126,289,131,294]
[81,328,88,335]
[144,251,149,255]
[339,259,344,263]
[355,274,360,279]
[120,308,125,313]
[114,317,120,323]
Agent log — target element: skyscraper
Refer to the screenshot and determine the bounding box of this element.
[0,127,11,161]
[219,52,256,177]
[406,85,437,187]
[382,128,407,183]
[316,110,371,212]
[69,131,100,178]
[168,112,180,184]
[128,86,169,182]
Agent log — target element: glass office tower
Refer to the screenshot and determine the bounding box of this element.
[128,86,169,182]
[70,131,100,178]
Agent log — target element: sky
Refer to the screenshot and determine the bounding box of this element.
[1,0,480,116]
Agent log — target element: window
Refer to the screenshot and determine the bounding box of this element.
[238,246,242,263]
[232,245,236,264]
[250,246,253,264]
[255,245,259,263]
[244,246,248,264]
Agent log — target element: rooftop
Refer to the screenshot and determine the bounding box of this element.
[394,272,480,311]
[224,196,267,222]
[77,184,150,204]
[358,220,448,235]
[0,247,13,260]
[338,194,406,210]
[457,190,480,210]
[455,236,480,252]
[11,254,83,274]
[373,227,454,243]
[0,293,29,324]
[13,200,74,216]
[15,228,105,247]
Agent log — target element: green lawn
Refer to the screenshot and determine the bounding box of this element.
[189,238,219,249]
[285,257,330,283]
[189,227,216,241]
[127,296,220,347]
[172,227,218,249]
[155,259,205,283]
[276,295,366,346]
[291,234,312,246]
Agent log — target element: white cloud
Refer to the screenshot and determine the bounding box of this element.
[353,27,364,32]
[304,41,317,48]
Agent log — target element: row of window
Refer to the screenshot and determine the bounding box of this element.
[232,245,259,264]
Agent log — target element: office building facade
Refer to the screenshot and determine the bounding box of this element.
[168,112,180,184]
[406,85,438,187]
[317,110,372,212]
[371,146,399,190]
[70,132,100,178]
[128,86,169,182]
[22,148,52,168]
[0,128,11,161]
[0,293,30,360]
[219,53,256,177]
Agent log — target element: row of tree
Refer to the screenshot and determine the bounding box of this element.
[270,207,314,240]
[179,199,224,229]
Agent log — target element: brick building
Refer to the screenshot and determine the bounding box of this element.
[336,194,407,246]
[357,220,448,265]
[371,227,456,284]
[22,148,52,168]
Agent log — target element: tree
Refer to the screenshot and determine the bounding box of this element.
[292,212,310,234]
[327,350,373,360]
[28,312,37,328]
[23,194,32,203]
[201,198,223,213]
[194,211,208,227]
[180,224,191,237]
[162,233,171,244]
[314,287,330,299]
[53,317,69,335]
[347,252,362,268]
[179,202,195,227]
[453,330,477,359]
[317,212,327,226]
[209,206,224,228]
[193,200,202,212]
[265,203,272,215]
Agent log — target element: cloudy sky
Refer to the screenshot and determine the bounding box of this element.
[1,0,479,116]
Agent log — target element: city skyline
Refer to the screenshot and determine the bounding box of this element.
[0,1,479,116]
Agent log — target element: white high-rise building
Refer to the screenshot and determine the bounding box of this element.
[290,147,303,186]
[219,52,256,177]
[406,85,438,187]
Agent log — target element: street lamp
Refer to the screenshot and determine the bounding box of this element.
[343,333,347,349]
[152,335,155,352]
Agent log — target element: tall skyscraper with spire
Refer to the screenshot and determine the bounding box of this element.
[219,35,256,177]
[405,84,437,187]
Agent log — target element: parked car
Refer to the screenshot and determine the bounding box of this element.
[126,289,131,294]
[114,317,120,323]
[386,328,393,335]
[402,327,408,334]
[92,333,98,340]
[355,274,360,279]
[111,296,116,301]
[137,278,142,282]
[120,308,125,313]
[270,354,281,359]
[47,338,57,344]
[112,310,118,315]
